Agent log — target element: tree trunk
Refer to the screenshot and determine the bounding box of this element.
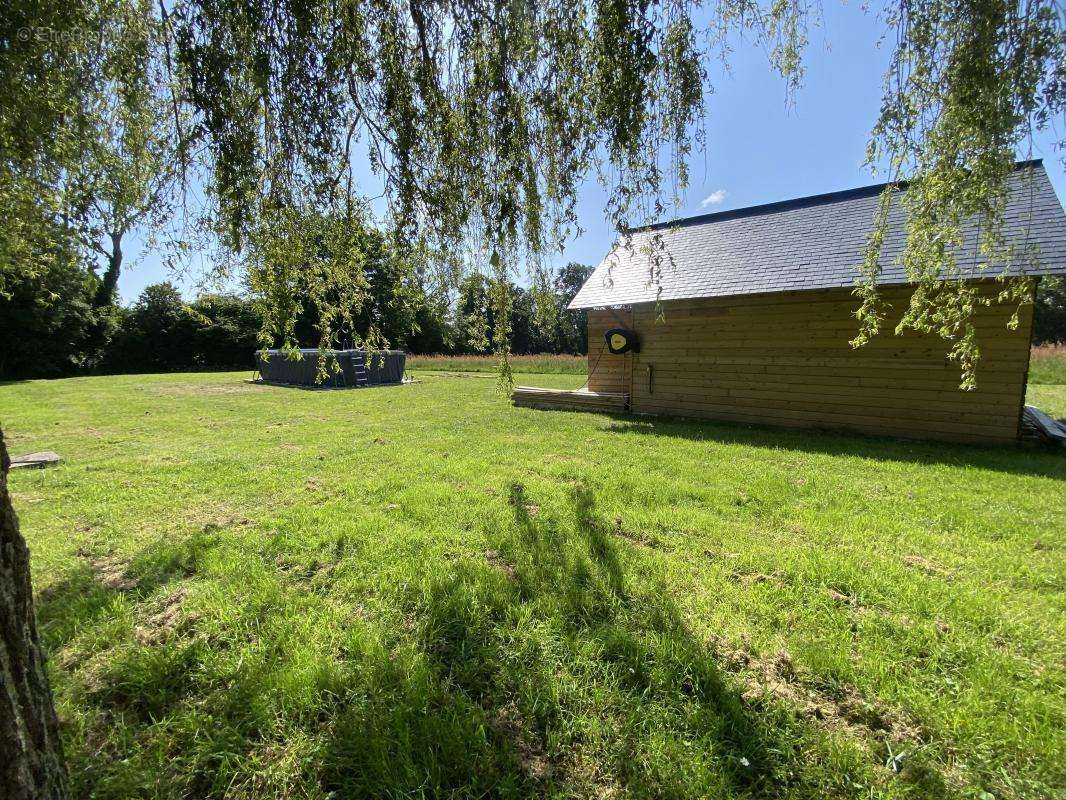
[93,230,123,307]
[0,429,70,799]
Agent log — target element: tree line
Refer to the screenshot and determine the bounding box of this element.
[6,256,1063,382]
[0,249,593,379]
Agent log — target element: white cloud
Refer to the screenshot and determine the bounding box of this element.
[699,189,727,208]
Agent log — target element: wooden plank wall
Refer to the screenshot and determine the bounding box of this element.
[587,309,633,394]
[588,284,1033,444]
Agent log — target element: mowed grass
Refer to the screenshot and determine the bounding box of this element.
[2,370,1064,800]
[1026,346,1066,417]
[1026,383,1066,418]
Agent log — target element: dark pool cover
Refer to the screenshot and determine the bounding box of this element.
[256,349,406,387]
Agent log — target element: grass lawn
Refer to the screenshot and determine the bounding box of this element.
[1027,347,1066,419]
[2,370,1064,799]
[1027,346,1066,418]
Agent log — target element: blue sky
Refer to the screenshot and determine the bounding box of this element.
[116,2,1065,303]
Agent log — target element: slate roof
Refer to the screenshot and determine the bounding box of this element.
[568,160,1066,309]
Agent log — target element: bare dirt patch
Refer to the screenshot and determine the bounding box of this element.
[273,554,335,586]
[127,500,252,541]
[135,586,197,645]
[506,483,541,518]
[196,509,252,532]
[702,548,739,562]
[484,549,516,580]
[710,635,920,749]
[556,752,621,800]
[826,587,866,612]
[77,547,136,590]
[486,703,551,781]
[903,554,954,579]
[609,518,664,550]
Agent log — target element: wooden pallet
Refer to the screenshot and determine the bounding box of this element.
[511,386,628,413]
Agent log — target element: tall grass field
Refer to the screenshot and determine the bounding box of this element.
[1029,343,1066,385]
[410,346,1066,385]
[1,368,1063,799]
[407,353,587,374]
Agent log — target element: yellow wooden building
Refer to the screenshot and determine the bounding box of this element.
[514,161,1066,445]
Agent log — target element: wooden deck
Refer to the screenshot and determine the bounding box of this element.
[511,385,629,413]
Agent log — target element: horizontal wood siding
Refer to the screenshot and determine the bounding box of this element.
[602,284,1031,444]
[587,309,632,394]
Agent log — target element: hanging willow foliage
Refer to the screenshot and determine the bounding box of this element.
[167,0,710,328]
[854,0,1063,388]
[161,0,714,385]
[3,0,1063,386]
[0,0,99,292]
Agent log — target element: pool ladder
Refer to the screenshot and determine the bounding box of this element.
[351,352,370,387]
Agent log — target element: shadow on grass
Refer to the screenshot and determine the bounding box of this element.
[39,485,942,798]
[319,482,816,798]
[598,415,1066,479]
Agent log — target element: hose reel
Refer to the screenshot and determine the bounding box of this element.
[604,327,639,355]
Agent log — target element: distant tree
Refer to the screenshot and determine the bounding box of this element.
[245,202,408,360]
[509,287,537,355]
[251,207,427,352]
[449,266,591,356]
[190,294,263,368]
[454,274,494,355]
[404,289,453,354]
[104,283,200,372]
[0,255,108,379]
[553,262,593,354]
[1034,277,1066,345]
[66,0,185,308]
[348,230,422,350]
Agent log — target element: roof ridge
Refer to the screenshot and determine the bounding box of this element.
[630,159,1046,234]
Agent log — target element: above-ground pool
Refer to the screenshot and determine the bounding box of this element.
[255,349,406,388]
